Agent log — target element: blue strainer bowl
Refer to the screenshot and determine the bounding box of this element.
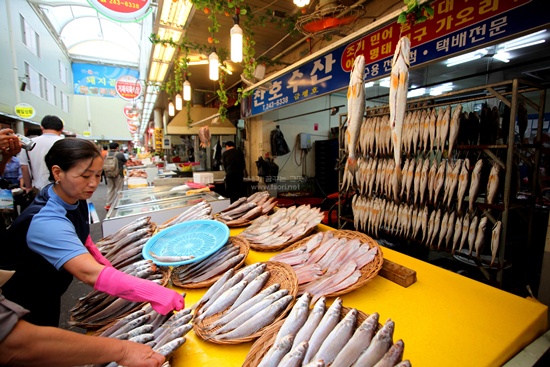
[143,220,230,266]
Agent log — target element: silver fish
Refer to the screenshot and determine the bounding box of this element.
[303,297,343,364]
[313,308,358,365]
[274,292,311,344]
[372,339,405,367]
[258,334,295,367]
[292,296,327,350]
[331,312,379,367]
[353,319,394,367]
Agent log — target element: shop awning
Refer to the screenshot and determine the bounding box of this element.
[167,107,236,135]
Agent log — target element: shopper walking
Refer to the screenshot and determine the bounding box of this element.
[104,142,127,210]
[20,115,63,190]
[0,138,184,327]
[222,141,246,203]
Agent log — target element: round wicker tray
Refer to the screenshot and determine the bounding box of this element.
[276,230,383,298]
[242,306,376,367]
[69,265,171,330]
[245,226,318,252]
[192,261,299,345]
[170,236,250,289]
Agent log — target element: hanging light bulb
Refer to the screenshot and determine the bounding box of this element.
[168,100,175,116]
[183,80,192,101]
[209,50,219,81]
[230,15,243,63]
[293,0,310,7]
[175,93,183,110]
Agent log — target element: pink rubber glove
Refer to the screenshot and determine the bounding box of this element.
[84,235,112,267]
[94,266,184,315]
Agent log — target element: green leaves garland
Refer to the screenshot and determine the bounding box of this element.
[397,0,434,26]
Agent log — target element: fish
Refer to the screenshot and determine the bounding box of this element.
[452,214,463,254]
[430,209,442,248]
[292,296,327,349]
[154,337,186,357]
[445,211,456,248]
[198,126,211,147]
[303,297,343,364]
[389,36,411,201]
[353,319,394,367]
[331,312,379,367]
[446,159,462,208]
[459,214,470,253]
[456,158,470,214]
[437,211,449,249]
[419,158,430,205]
[273,292,311,345]
[448,104,463,157]
[474,216,488,258]
[372,339,405,367]
[438,105,451,151]
[278,341,309,367]
[424,208,436,246]
[486,163,501,205]
[258,334,295,367]
[491,221,502,266]
[420,206,429,242]
[149,251,195,263]
[346,55,366,174]
[468,216,479,256]
[313,308,358,365]
[196,279,248,321]
[428,108,437,151]
[433,160,446,204]
[468,159,484,213]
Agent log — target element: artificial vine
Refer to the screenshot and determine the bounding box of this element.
[397,0,434,26]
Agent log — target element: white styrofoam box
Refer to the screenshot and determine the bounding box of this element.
[193,172,214,184]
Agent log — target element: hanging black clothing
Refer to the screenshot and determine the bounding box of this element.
[222,148,246,203]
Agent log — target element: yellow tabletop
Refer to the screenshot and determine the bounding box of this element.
[168,226,548,367]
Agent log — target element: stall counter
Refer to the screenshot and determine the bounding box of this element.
[168,225,548,367]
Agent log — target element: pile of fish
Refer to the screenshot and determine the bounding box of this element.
[216,191,277,227]
[86,304,192,367]
[247,294,409,367]
[270,231,380,302]
[157,201,213,231]
[70,259,168,328]
[171,237,247,287]
[193,263,296,342]
[239,205,324,249]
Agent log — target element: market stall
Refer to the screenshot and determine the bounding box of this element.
[163,224,547,367]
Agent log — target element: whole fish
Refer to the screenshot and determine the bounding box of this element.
[433,160,446,204]
[346,55,366,174]
[437,211,449,249]
[456,158,470,214]
[468,216,479,256]
[313,308,358,365]
[428,108,437,151]
[438,105,451,151]
[420,206,429,242]
[258,334,295,367]
[273,292,311,345]
[419,158,430,205]
[372,339,405,367]
[446,159,463,208]
[468,159,484,213]
[196,279,248,321]
[149,251,195,263]
[486,163,501,205]
[459,214,470,253]
[389,36,411,201]
[353,319,394,367]
[448,104,463,157]
[154,337,186,357]
[474,216,488,258]
[331,312,379,367]
[292,296,327,349]
[445,211,456,248]
[278,341,309,367]
[452,214,463,254]
[303,297,343,364]
[491,221,502,266]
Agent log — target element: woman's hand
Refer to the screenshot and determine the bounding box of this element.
[0,129,22,156]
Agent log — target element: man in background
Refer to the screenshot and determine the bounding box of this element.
[20,115,64,190]
[222,141,246,203]
[104,142,127,210]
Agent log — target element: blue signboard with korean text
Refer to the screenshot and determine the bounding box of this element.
[72,63,139,98]
[249,0,548,117]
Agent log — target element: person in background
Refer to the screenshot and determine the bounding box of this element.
[19,115,64,191]
[0,270,165,367]
[100,144,108,184]
[2,154,23,189]
[0,138,184,327]
[105,142,127,210]
[222,141,246,203]
[0,129,22,236]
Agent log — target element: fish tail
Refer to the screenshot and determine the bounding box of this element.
[347,157,358,174]
[393,165,402,202]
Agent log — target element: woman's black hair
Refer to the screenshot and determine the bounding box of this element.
[45,138,101,182]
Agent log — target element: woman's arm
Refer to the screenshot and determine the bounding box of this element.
[0,318,165,367]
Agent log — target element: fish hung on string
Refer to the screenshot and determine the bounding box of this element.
[270,125,290,156]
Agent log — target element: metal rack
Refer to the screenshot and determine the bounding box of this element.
[337,78,547,288]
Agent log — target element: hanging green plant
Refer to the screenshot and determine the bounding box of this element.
[397,0,434,26]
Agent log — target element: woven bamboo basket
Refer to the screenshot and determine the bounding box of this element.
[69,265,171,330]
[242,306,376,367]
[192,261,298,345]
[170,236,250,289]
[276,230,384,298]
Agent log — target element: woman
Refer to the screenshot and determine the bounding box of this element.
[0,138,184,327]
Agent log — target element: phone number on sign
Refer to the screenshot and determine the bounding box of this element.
[260,96,289,111]
[104,0,142,10]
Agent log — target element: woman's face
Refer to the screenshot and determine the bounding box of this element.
[54,156,103,204]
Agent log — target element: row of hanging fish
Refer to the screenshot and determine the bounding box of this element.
[345,156,501,213]
[170,238,245,286]
[86,304,192,367]
[270,231,379,302]
[193,263,294,341]
[251,294,409,367]
[216,191,277,227]
[239,205,324,249]
[351,195,502,265]
[69,259,167,328]
[158,201,213,230]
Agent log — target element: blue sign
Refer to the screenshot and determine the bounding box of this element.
[249,0,548,117]
[72,63,139,98]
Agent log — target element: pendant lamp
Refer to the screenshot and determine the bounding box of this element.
[209,50,219,81]
[183,80,191,101]
[230,15,243,63]
[168,100,175,116]
[175,93,183,110]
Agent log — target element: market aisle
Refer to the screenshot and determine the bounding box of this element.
[59,179,111,332]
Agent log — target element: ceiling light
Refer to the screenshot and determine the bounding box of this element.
[175,93,183,110]
[168,100,175,116]
[379,77,390,88]
[183,80,192,101]
[160,0,192,28]
[364,82,374,88]
[408,88,426,98]
[446,49,488,67]
[503,29,547,51]
[429,82,453,96]
[209,51,219,81]
[294,0,310,7]
[504,39,545,51]
[493,51,510,63]
[230,19,243,63]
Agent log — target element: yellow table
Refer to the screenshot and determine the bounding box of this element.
[168,226,548,367]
